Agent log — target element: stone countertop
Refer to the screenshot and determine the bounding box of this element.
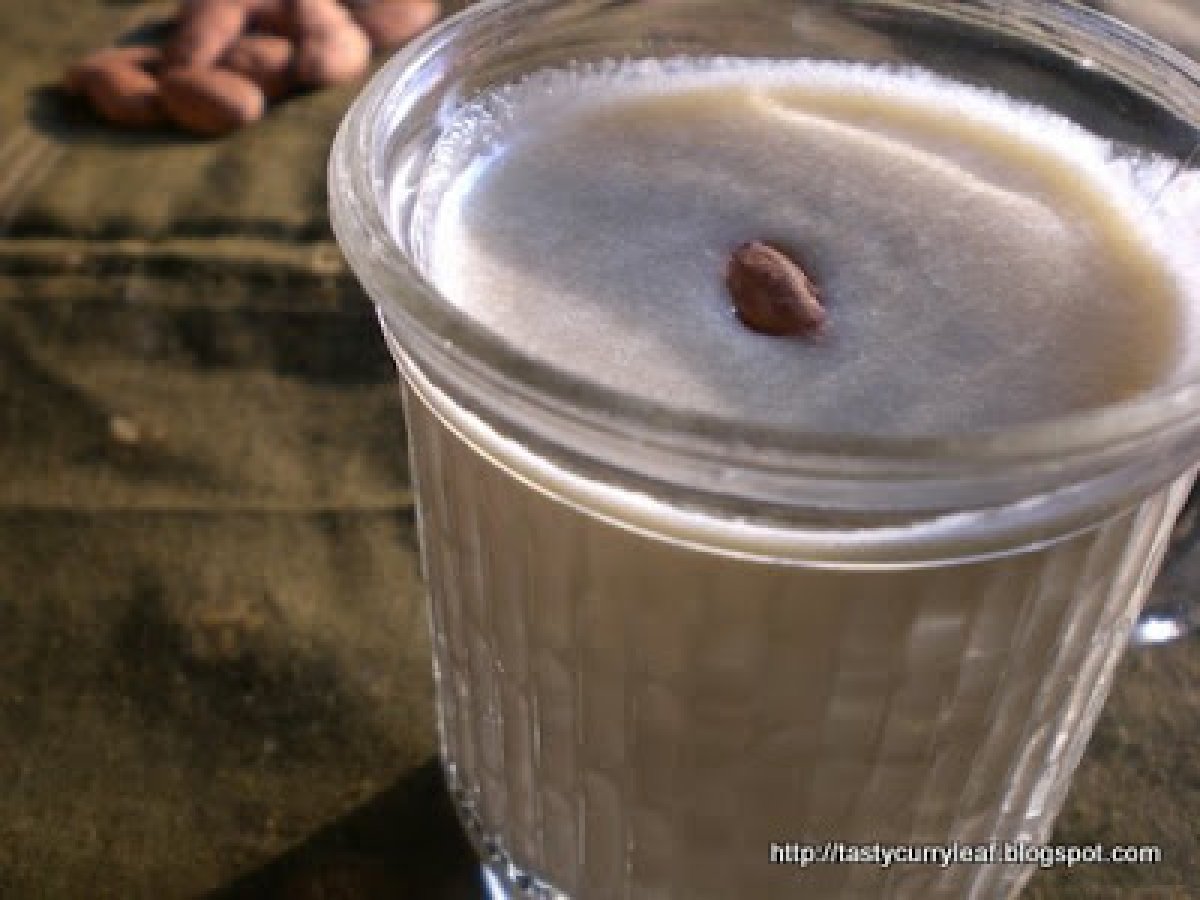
[0,2,1197,898]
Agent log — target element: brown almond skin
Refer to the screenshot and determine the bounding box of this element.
[221,33,295,100]
[246,0,293,35]
[165,0,251,68]
[726,241,826,337]
[293,20,372,86]
[290,0,355,34]
[351,0,440,50]
[64,45,162,95]
[71,47,167,128]
[160,67,266,136]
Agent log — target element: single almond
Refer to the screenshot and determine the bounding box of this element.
[725,241,826,337]
[293,20,372,86]
[165,0,251,68]
[160,67,266,136]
[72,47,167,128]
[289,0,355,34]
[64,45,162,96]
[351,0,440,51]
[221,33,295,100]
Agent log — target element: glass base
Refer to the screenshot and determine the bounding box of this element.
[480,859,569,900]
[450,770,569,900]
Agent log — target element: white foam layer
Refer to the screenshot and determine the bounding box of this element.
[410,58,1200,436]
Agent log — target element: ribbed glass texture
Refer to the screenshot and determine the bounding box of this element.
[405,386,1185,900]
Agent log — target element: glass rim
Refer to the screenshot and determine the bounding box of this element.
[330,0,1200,509]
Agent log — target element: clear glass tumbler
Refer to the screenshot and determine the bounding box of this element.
[330,1,1200,897]
[1097,0,1200,645]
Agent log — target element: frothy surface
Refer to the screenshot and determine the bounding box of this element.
[417,59,1192,435]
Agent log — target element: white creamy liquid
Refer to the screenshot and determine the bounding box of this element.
[422,58,1197,435]
[398,59,1199,899]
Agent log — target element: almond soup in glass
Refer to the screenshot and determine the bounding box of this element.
[330,1,1200,897]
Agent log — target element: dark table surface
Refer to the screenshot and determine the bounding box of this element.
[1,2,1197,898]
